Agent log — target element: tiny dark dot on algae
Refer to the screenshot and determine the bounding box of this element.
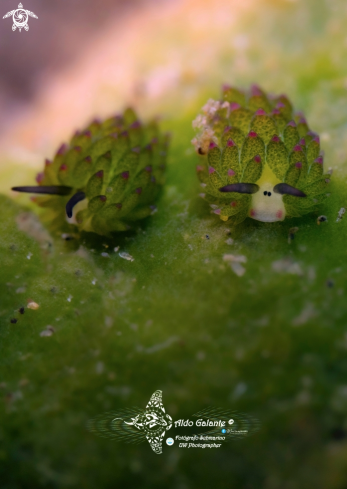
[19,307,24,314]
[326,279,334,288]
[10,318,18,324]
[331,428,346,440]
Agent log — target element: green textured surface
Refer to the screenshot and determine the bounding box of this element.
[2,0,347,488]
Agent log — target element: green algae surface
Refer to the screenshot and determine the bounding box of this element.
[2,0,347,488]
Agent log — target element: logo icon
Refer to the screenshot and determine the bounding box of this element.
[88,390,172,455]
[3,3,38,32]
[228,419,234,425]
[166,437,174,446]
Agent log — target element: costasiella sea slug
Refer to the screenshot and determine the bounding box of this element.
[192,85,332,224]
[11,108,169,237]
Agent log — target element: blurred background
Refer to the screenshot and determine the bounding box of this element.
[2,0,346,187]
[0,0,147,115]
[2,0,347,488]
[0,0,265,185]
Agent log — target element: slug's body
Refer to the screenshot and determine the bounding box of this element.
[12,108,168,237]
[192,85,331,224]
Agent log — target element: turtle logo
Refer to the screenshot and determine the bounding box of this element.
[3,3,38,32]
[87,390,173,454]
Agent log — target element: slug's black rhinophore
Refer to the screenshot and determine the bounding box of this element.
[273,183,307,197]
[12,185,72,196]
[66,192,86,218]
[219,183,259,194]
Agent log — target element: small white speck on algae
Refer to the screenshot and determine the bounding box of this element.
[119,252,134,262]
[272,258,303,276]
[67,295,73,302]
[223,254,247,274]
[223,254,247,263]
[296,391,311,406]
[196,351,206,361]
[101,252,109,257]
[232,382,247,400]
[301,376,312,388]
[19,353,31,361]
[307,266,316,282]
[292,303,317,326]
[95,361,104,374]
[225,238,234,245]
[114,246,120,252]
[39,326,55,337]
[26,252,32,260]
[91,278,97,285]
[336,208,346,222]
[27,302,39,310]
[136,336,179,354]
[231,262,246,277]
[104,316,113,328]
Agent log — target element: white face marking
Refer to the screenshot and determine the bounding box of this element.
[250,182,286,222]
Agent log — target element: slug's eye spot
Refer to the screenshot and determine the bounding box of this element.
[219,183,259,194]
[273,183,307,197]
[268,192,272,196]
[264,191,268,196]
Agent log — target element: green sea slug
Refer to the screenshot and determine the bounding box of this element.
[192,85,331,224]
[12,108,169,237]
